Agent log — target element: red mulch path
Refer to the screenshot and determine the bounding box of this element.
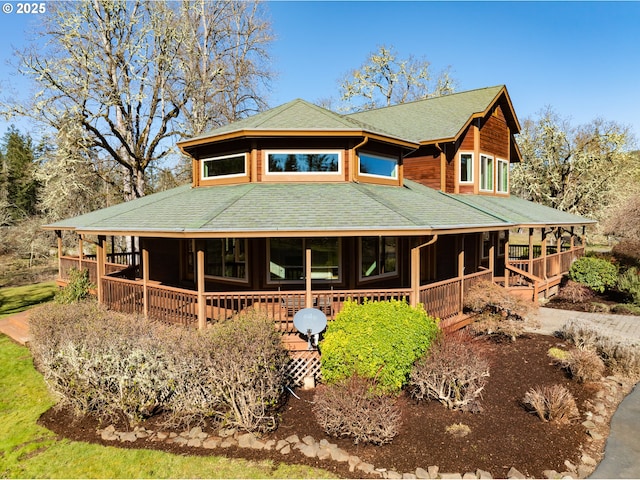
[39,333,605,479]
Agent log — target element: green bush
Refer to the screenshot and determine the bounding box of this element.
[319,299,439,393]
[55,268,94,304]
[617,267,640,306]
[568,256,618,293]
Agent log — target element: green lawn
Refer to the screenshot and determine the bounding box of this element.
[0,335,335,478]
[0,282,58,318]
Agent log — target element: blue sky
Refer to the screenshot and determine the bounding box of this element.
[1,1,639,144]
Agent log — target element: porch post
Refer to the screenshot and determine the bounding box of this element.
[541,229,548,279]
[197,246,206,330]
[411,246,420,307]
[56,230,62,281]
[458,237,465,313]
[528,228,534,263]
[78,235,83,270]
[488,243,495,281]
[570,227,575,250]
[504,230,510,287]
[96,235,106,303]
[305,248,313,308]
[142,246,149,318]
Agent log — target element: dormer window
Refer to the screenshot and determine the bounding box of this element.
[202,153,247,179]
[358,153,398,179]
[459,152,474,184]
[480,154,494,192]
[497,158,509,193]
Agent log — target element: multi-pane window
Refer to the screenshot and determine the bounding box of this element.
[459,153,473,183]
[204,238,247,281]
[480,154,494,191]
[360,236,397,279]
[201,154,246,179]
[268,238,340,282]
[359,153,398,179]
[266,151,340,174]
[497,159,509,193]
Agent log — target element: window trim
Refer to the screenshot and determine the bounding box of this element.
[200,153,248,180]
[497,158,509,193]
[358,236,399,282]
[479,154,494,192]
[358,152,399,180]
[266,238,342,285]
[264,150,343,177]
[458,152,474,184]
[203,238,249,284]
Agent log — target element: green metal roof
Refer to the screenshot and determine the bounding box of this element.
[347,85,507,143]
[45,179,592,237]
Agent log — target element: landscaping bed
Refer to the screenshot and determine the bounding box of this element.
[39,333,627,479]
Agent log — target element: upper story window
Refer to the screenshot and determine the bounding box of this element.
[358,153,398,179]
[265,150,341,174]
[480,154,494,192]
[459,152,473,184]
[202,153,247,180]
[497,158,509,193]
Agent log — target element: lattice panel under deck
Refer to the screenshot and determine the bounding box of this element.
[286,350,322,387]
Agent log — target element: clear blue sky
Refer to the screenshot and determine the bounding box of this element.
[1,1,639,144]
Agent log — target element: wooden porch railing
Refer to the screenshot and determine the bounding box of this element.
[59,255,135,285]
[506,246,584,283]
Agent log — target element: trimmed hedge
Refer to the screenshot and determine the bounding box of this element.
[568,256,618,293]
[319,299,439,393]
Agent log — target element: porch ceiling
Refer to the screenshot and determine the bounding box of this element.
[44,180,514,238]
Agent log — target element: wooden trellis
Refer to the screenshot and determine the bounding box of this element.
[286,350,322,387]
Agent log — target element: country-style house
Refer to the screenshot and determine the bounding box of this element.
[45,86,594,358]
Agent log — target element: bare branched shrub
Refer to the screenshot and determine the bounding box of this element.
[313,375,401,445]
[557,280,595,304]
[409,336,489,412]
[566,349,606,383]
[522,385,579,423]
[560,319,640,377]
[464,281,539,340]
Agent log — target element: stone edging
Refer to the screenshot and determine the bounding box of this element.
[95,375,633,479]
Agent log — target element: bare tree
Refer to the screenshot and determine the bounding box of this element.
[3,0,272,200]
[511,108,636,219]
[339,45,456,112]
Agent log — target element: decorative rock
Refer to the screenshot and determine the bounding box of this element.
[581,454,597,466]
[219,427,236,438]
[263,439,276,451]
[285,434,300,444]
[187,438,202,448]
[317,446,332,461]
[582,420,597,429]
[100,426,118,441]
[169,432,178,438]
[348,455,361,473]
[428,466,439,478]
[189,426,203,438]
[577,465,593,478]
[588,430,603,440]
[356,461,376,475]
[542,470,561,479]
[402,473,417,479]
[439,474,463,479]
[202,437,221,449]
[220,437,237,448]
[171,436,189,446]
[119,431,138,443]
[297,442,319,458]
[330,447,351,463]
[238,433,258,449]
[476,469,492,479]
[280,444,291,455]
[507,467,525,479]
[302,435,316,446]
[275,439,289,451]
[593,415,605,424]
[415,467,430,479]
[563,460,577,473]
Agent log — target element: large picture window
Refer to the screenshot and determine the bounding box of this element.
[202,154,247,179]
[459,152,473,183]
[204,238,247,281]
[358,153,398,179]
[480,154,494,191]
[497,158,509,193]
[266,151,341,174]
[268,238,340,282]
[360,236,397,280]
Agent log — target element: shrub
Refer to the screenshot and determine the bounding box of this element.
[612,239,640,268]
[464,280,538,323]
[445,423,471,438]
[522,385,579,423]
[617,267,640,306]
[312,375,400,445]
[565,348,605,383]
[409,335,489,412]
[55,268,94,304]
[320,299,440,393]
[556,280,595,304]
[29,303,289,431]
[560,319,640,377]
[611,303,640,315]
[568,256,618,293]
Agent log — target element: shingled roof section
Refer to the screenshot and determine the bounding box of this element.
[347,85,510,143]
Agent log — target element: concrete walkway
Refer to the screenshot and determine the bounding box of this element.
[1,306,639,477]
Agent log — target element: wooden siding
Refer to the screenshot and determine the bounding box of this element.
[480,107,509,160]
[403,154,441,189]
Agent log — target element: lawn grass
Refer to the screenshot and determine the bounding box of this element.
[0,282,58,318]
[0,335,335,478]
